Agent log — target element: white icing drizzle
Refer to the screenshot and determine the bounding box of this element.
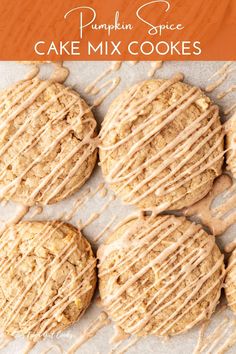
[61,182,113,227]
[19,61,46,81]
[78,195,116,229]
[225,240,236,253]
[30,206,43,218]
[0,333,14,350]
[99,183,108,198]
[93,77,121,107]
[85,62,122,107]
[224,102,236,115]
[50,62,70,84]
[85,62,122,94]
[40,343,63,354]
[128,61,139,66]
[22,340,36,354]
[21,61,69,83]
[217,85,236,99]
[110,336,140,354]
[66,312,110,354]
[64,188,91,222]
[205,62,235,92]
[148,61,163,77]
[185,174,236,236]
[193,319,211,354]
[99,73,224,212]
[209,62,233,81]
[110,325,129,344]
[0,204,30,236]
[215,326,236,354]
[197,319,229,354]
[193,315,236,354]
[94,215,117,242]
[25,64,40,81]
[98,215,224,337]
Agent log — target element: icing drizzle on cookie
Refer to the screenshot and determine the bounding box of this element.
[148,61,163,77]
[98,215,224,337]
[0,221,97,342]
[0,78,98,205]
[99,73,224,212]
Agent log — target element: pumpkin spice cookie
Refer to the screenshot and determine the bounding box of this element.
[0,78,97,206]
[226,113,236,178]
[99,74,224,212]
[98,215,225,337]
[225,249,236,313]
[0,221,97,341]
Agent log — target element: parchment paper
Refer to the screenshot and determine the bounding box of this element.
[0,61,235,354]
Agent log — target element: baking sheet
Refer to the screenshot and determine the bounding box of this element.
[0,61,235,354]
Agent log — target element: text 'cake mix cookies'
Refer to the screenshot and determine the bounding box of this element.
[225,249,236,313]
[0,78,97,206]
[0,221,97,341]
[226,112,236,178]
[98,215,225,337]
[99,74,224,212]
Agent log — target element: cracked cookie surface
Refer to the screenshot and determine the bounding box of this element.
[0,221,97,340]
[99,77,224,211]
[98,215,225,337]
[0,78,97,205]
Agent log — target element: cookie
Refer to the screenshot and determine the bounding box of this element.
[99,74,224,212]
[98,215,224,337]
[225,249,236,312]
[0,78,97,206]
[226,113,236,178]
[0,221,97,340]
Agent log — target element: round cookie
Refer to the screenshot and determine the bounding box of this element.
[0,78,97,206]
[0,221,97,340]
[226,113,236,178]
[98,215,225,337]
[225,249,236,312]
[99,74,224,212]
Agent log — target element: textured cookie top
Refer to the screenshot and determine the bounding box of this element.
[98,215,224,337]
[99,74,224,212]
[0,78,97,206]
[226,113,236,178]
[0,221,97,340]
[225,249,236,313]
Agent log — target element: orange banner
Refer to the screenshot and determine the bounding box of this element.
[0,0,235,60]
